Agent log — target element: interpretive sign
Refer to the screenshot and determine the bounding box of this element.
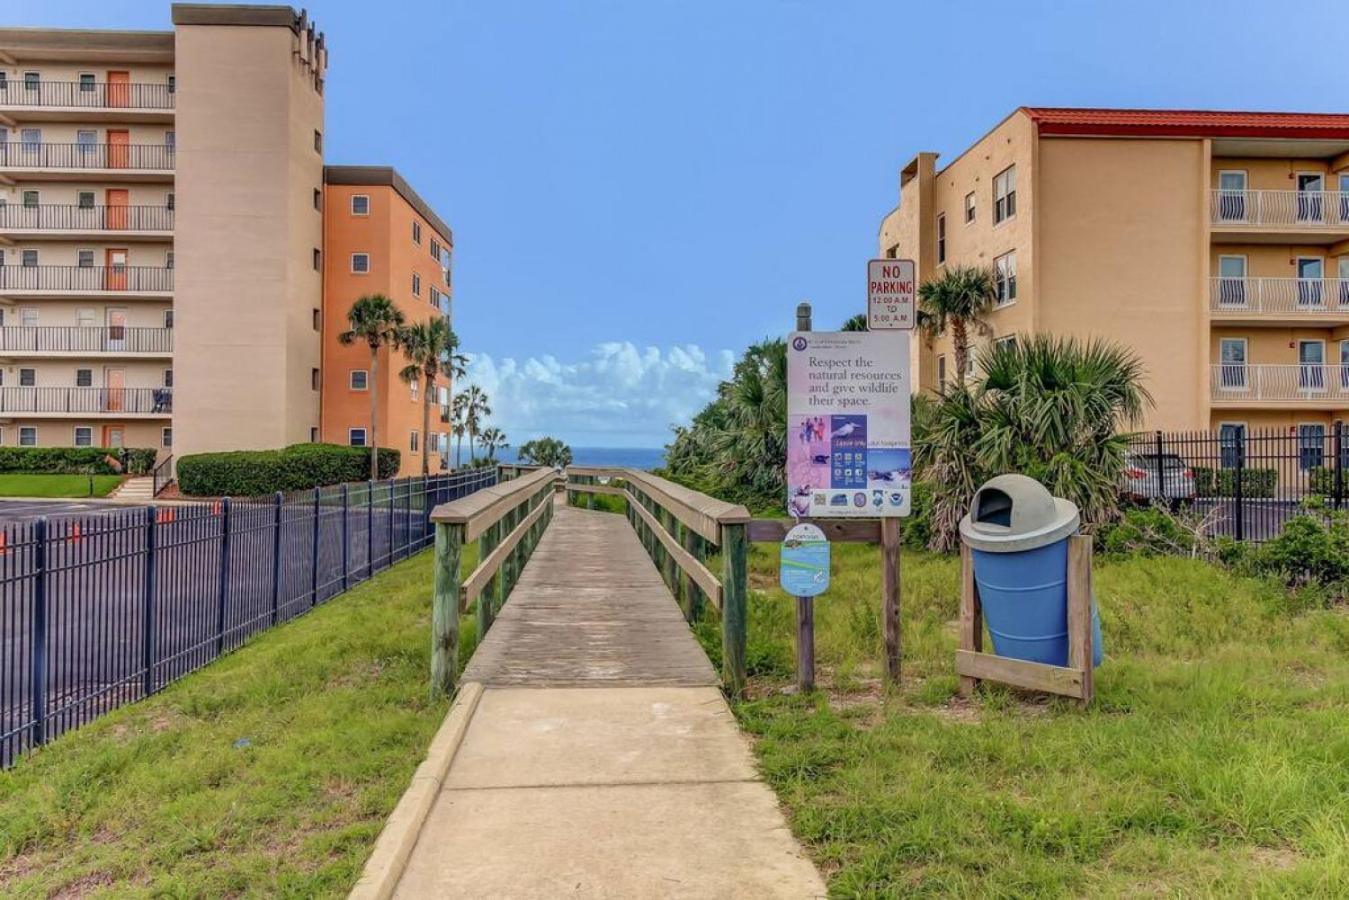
[786,330,911,517]
[779,522,830,597]
[867,258,915,330]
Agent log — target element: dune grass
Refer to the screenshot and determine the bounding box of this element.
[690,542,1349,896]
[0,474,121,499]
[0,543,480,898]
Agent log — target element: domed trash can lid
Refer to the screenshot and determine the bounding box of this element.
[959,474,1080,553]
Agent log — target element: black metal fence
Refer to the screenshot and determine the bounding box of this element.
[1126,426,1347,543]
[0,387,173,415]
[0,204,175,233]
[0,143,175,171]
[0,265,174,293]
[0,80,175,110]
[0,468,496,767]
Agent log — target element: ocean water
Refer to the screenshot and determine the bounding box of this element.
[491,446,666,471]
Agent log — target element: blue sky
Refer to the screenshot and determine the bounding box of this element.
[19,0,1349,447]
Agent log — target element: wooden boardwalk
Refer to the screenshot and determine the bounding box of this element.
[383,501,826,899]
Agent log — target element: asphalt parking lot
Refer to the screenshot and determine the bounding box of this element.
[0,499,148,522]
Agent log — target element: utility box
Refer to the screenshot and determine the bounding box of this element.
[959,474,1102,667]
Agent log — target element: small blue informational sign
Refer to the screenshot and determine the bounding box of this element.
[779,523,830,597]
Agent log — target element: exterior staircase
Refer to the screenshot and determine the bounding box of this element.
[110,476,156,502]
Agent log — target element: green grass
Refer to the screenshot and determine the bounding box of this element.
[0,542,481,898]
[693,543,1349,897]
[0,474,122,498]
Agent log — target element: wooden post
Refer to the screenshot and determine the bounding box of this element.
[431,522,462,697]
[795,595,814,692]
[586,475,595,510]
[958,543,982,698]
[881,518,902,684]
[660,508,676,590]
[720,522,748,697]
[477,518,500,637]
[1066,535,1094,707]
[684,530,704,622]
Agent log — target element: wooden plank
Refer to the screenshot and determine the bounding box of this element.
[1067,535,1094,706]
[881,518,901,684]
[627,490,722,609]
[459,493,551,611]
[745,518,883,543]
[430,522,462,698]
[625,470,750,543]
[564,482,626,497]
[564,465,626,480]
[954,650,1085,699]
[958,544,982,698]
[720,523,748,696]
[431,467,556,541]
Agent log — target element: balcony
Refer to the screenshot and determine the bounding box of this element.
[1210,364,1349,407]
[1209,277,1349,324]
[0,81,174,122]
[1210,190,1349,243]
[0,327,172,357]
[0,266,172,300]
[0,387,172,418]
[0,143,174,182]
[0,203,173,240]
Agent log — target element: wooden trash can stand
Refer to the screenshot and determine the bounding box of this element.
[956,535,1096,706]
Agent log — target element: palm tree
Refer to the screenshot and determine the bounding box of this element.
[338,295,406,480]
[840,313,869,331]
[916,265,996,385]
[397,318,456,477]
[480,426,508,461]
[463,385,492,463]
[518,437,572,468]
[451,393,468,468]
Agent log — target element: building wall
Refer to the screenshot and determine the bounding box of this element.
[171,19,323,461]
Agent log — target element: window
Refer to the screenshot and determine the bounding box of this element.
[313,188,322,210]
[165,192,175,210]
[349,369,369,391]
[20,308,37,328]
[410,430,419,452]
[74,426,92,447]
[161,427,173,448]
[349,427,367,448]
[412,272,421,296]
[311,367,320,390]
[995,335,1018,352]
[20,128,41,150]
[312,308,321,331]
[21,190,38,208]
[163,368,173,388]
[1217,255,1247,306]
[23,72,38,91]
[78,73,95,93]
[75,369,93,387]
[1218,423,1246,468]
[993,166,1016,224]
[313,130,322,153]
[351,194,370,216]
[19,427,36,447]
[77,249,94,268]
[165,251,174,270]
[1296,257,1325,307]
[167,75,175,95]
[1218,338,1247,389]
[430,238,440,261]
[412,221,422,244]
[18,369,34,387]
[350,253,370,273]
[21,249,38,267]
[885,244,899,260]
[77,191,95,209]
[76,130,97,152]
[312,248,321,271]
[1299,423,1326,471]
[430,286,439,308]
[77,308,95,328]
[1299,340,1326,390]
[164,131,175,150]
[410,380,419,401]
[994,251,1017,305]
[964,192,976,224]
[936,214,946,265]
[0,73,6,90]
[309,427,319,443]
[164,309,174,329]
[937,354,947,391]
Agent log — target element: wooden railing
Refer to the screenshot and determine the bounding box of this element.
[427,466,558,695]
[565,466,902,695]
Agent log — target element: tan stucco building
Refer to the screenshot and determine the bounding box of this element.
[0,4,455,484]
[879,107,1349,448]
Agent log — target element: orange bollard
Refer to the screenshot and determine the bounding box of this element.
[0,532,8,556]
[212,500,222,516]
[70,522,82,543]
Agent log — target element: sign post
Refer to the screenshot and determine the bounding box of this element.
[780,522,829,692]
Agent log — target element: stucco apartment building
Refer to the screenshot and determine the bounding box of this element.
[879,107,1349,452]
[0,4,454,480]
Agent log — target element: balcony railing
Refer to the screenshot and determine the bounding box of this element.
[1211,364,1349,402]
[0,266,173,293]
[0,80,175,110]
[1211,190,1349,229]
[0,143,174,171]
[0,387,172,415]
[0,203,173,232]
[0,327,173,354]
[1210,277,1349,316]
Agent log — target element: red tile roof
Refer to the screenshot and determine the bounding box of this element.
[1022,107,1349,140]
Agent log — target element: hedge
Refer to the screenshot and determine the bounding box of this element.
[0,446,157,476]
[1191,466,1277,499]
[176,444,400,497]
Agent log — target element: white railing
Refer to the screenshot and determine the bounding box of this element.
[1210,190,1349,229]
[1211,364,1349,402]
[1210,278,1349,315]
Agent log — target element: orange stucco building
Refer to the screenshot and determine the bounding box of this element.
[321,167,454,476]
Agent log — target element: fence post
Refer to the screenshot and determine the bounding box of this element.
[216,497,232,654]
[1233,432,1245,542]
[430,521,462,698]
[1153,430,1165,494]
[720,521,747,698]
[477,516,500,637]
[1335,423,1344,512]
[366,479,374,576]
[142,506,157,697]
[387,479,395,567]
[311,486,320,605]
[31,517,48,748]
[271,492,283,625]
[341,483,350,590]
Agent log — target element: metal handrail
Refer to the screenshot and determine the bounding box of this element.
[0,266,173,293]
[0,204,174,232]
[0,143,175,170]
[0,386,173,414]
[1210,364,1349,401]
[0,326,173,354]
[152,454,174,496]
[1209,277,1349,314]
[1210,189,1349,228]
[0,80,174,109]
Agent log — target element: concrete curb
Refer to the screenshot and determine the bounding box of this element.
[349,681,485,900]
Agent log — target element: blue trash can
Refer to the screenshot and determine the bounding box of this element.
[958,474,1102,668]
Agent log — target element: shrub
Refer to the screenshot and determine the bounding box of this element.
[0,446,157,476]
[1098,505,1208,558]
[177,444,400,496]
[901,480,934,551]
[1248,511,1349,587]
[1191,466,1276,499]
[1307,466,1348,497]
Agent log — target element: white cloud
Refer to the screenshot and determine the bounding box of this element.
[464,342,735,447]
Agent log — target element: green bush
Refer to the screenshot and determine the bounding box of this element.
[1248,511,1349,587]
[1191,465,1276,499]
[0,446,157,476]
[901,480,933,551]
[177,444,400,497]
[1098,506,1203,557]
[1307,466,1348,497]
